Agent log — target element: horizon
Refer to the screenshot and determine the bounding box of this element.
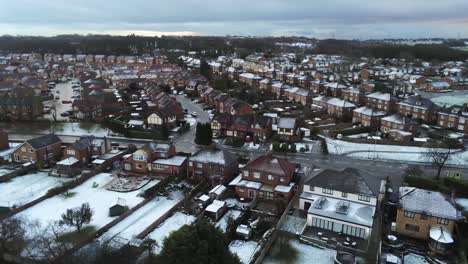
[1,0,468,39]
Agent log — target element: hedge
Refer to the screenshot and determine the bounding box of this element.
[332,126,377,137]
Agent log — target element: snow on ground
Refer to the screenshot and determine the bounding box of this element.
[216,209,242,232]
[229,240,259,264]
[264,239,336,264]
[0,168,13,177]
[18,173,156,234]
[403,254,430,264]
[225,198,251,210]
[243,142,261,150]
[184,116,197,127]
[147,212,196,254]
[431,94,468,107]
[327,138,468,166]
[346,133,369,139]
[295,143,312,153]
[0,171,70,207]
[102,191,184,242]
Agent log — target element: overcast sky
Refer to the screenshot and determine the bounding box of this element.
[1,0,467,39]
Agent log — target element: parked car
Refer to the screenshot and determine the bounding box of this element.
[60,112,71,117]
[191,112,198,117]
[62,100,72,104]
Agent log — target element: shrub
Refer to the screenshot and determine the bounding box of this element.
[290,144,297,153]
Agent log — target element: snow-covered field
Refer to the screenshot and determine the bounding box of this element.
[264,239,336,264]
[243,142,261,150]
[102,191,184,242]
[216,209,242,232]
[0,172,70,208]
[18,173,156,233]
[327,138,468,166]
[229,240,259,264]
[147,212,196,253]
[431,94,468,107]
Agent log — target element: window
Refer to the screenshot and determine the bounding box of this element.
[267,192,274,200]
[322,188,333,195]
[268,175,274,181]
[124,163,131,170]
[248,190,255,198]
[189,161,193,167]
[420,213,428,220]
[253,172,260,179]
[404,211,415,218]
[67,149,76,156]
[437,218,449,225]
[405,224,420,232]
[239,188,245,193]
[21,147,26,152]
[196,163,203,169]
[29,148,34,153]
[358,195,371,202]
[341,192,347,198]
[243,171,249,177]
[280,177,285,182]
[14,154,20,162]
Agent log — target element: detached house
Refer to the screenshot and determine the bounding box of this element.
[11,134,62,166]
[63,136,105,165]
[352,107,386,127]
[396,187,460,253]
[342,87,367,106]
[187,148,238,187]
[230,154,297,202]
[122,142,186,177]
[277,117,300,143]
[299,168,379,240]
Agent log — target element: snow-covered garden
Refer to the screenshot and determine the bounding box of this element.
[229,240,260,264]
[147,212,196,253]
[0,171,70,208]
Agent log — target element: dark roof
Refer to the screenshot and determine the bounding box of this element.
[304,168,376,196]
[243,154,296,177]
[72,137,93,151]
[400,95,437,109]
[26,134,61,150]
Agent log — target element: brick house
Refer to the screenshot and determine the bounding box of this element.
[146,109,178,130]
[277,117,300,143]
[122,142,180,177]
[380,114,417,133]
[366,92,396,113]
[230,154,297,202]
[0,129,8,151]
[187,148,238,187]
[398,95,438,123]
[259,78,272,90]
[352,107,386,127]
[62,136,106,165]
[326,98,356,121]
[342,87,367,106]
[11,134,62,166]
[436,105,468,133]
[325,82,347,97]
[396,187,460,253]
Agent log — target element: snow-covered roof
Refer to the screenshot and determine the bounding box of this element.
[399,187,459,220]
[274,183,295,193]
[278,117,296,129]
[307,193,375,227]
[209,184,227,196]
[57,157,79,166]
[229,175,262,190]
[152,155,187,166]
[128,120,144,126]
[367,92,392,101]
[206,200,226,213]
[327,98,356,108]
[198,194,210,202]
[353,107,386,116]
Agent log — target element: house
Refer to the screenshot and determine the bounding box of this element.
[0,129,8,151]
[277,117,300,143]
[230,154,297,202]
[325,83,347,97]
[62,136,103,165]
[436,105,468,134]
[326,98,356,121]
[11,134,62,166]
[122,142,179,176]
[146,109,177,129]
[353,107,386,127]
[396,187,460,253]
[398,95,438,123]
[187,148,238,187]
[380,114,417,134]
[299,168,379,240]
[366,92,396,113]
[342,87,367,106]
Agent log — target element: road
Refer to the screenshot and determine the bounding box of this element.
[43,80,75,121]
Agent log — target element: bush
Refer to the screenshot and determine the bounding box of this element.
[320,138,328,154]
[300,147,306,153]
[272,142,281,152]
[290,144,297,153]
[280,143,289,152]
[332,126,377,138]
[225,137,244,148]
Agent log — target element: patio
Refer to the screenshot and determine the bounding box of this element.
[302,226,369,252]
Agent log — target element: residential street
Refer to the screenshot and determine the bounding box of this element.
[43,80,75,121]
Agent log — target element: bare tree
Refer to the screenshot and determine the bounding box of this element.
[24,222,69,263]
[59,203,94,233]
[424,139,456,179]
[0,217,26,256]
